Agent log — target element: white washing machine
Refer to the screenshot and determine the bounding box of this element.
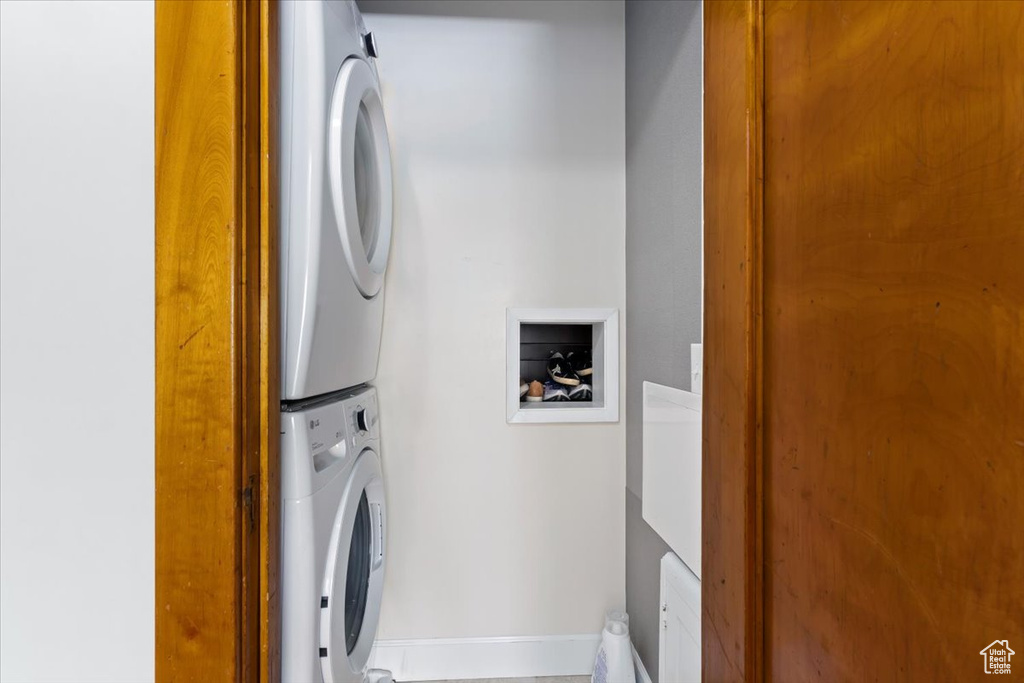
[280,0,393,400]
[282,386,388,683]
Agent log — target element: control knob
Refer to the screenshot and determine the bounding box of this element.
[355,405,377,433]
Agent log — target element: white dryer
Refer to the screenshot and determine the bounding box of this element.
[280,0,393,400]
[281,386,388,683]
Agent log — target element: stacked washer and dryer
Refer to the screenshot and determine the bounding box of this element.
[279,2,393,682]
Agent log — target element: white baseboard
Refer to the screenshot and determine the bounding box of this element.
[368,634,600,681]
[633,645,653,683]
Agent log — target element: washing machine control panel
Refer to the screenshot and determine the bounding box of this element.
[281,387,381,499]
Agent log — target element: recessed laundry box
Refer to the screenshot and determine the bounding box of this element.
[506,308,619,424]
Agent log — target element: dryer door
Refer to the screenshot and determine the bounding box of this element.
[328,57,393,299]
[320,449,386,682]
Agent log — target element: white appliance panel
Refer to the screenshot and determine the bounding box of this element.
[642,381,702,579]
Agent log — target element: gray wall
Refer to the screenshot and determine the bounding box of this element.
[625,0,703,677]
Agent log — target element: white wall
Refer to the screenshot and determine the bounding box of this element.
[363,0,626,640]
[0,2,154,681]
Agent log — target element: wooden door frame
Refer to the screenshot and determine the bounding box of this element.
[155,1,279,681]
[703,0,765,681]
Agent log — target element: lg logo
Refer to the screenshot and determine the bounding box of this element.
[309,418,319,430]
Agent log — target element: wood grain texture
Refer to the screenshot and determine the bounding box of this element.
[702,1,765,681]
[762,1,1024,681]
[259,1,281,681]
[240,0,262,680]
[156,1,278,680]
[156,2,244,678]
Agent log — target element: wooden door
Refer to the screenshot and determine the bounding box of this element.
[704,1,1024,681]
[155,1,279,681]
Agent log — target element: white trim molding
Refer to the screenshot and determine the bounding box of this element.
[368,634,601,681]
[633,645,654,683]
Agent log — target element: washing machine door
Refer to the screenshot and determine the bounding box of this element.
[320,449,386,682]
[328,57,393,299]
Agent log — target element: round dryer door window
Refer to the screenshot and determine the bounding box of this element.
[328,57,393,299]
[319,449,386,683]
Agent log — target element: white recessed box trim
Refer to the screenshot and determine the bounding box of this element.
[506,308,619,424]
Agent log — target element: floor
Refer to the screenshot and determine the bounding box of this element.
[419,678,589,683]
